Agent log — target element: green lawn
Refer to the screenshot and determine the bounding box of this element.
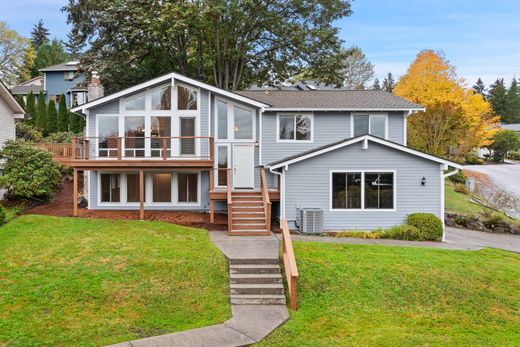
[259,242,520,346]
[0,215,230,346]
[445,182,486,215]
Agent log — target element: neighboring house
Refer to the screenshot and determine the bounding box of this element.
[0,80,27,198]
[70,72,461,235]
[500,123,520,134]
[9,61,104,108]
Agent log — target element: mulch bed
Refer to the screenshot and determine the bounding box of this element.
[24,180,228,231]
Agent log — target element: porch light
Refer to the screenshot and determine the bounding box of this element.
[421,177,426,186]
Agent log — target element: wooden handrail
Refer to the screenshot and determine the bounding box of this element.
[260,168,272,231]
[227,169,233,232]
[281,219,299,310]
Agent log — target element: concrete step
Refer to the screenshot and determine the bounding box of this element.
[230,264,281,274]
[229,258,279,265]
[230,283,285,295]
[230,273,283,284]
[229,229,269,234]
[230,294,287,305]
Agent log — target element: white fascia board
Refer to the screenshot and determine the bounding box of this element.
[71,72,269,114]
[266,107,426,112]
[268,135,462,170]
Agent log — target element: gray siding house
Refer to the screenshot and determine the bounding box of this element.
[70,72,461,235]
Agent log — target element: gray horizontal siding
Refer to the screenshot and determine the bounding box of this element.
[89,170,210,211]
[388,111,406,144]
[283,141,442,231]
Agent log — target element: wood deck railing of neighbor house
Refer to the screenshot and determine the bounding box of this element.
[70,136,214,161]
[260,168,272,231]
[34,143,73,165]
[281,219,299,310]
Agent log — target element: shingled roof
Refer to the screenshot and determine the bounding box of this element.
[234,90,424,110]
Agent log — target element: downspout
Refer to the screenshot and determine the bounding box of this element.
[441,168,459,241]
[269,166,284,228]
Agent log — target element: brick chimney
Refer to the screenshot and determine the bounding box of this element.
[87,71,104,102]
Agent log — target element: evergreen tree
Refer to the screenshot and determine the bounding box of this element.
[372,78,381,90]
[64,29,85,59]
[46,100,57,133]
[57,94,69,131]
[472,78,486,97]
[69,112,84,133]
[36,91,47,131]
[15,95,25,110]
[488,78,508,123]
[505,78,520,124]
[25,91,36,124]
[32,39,69,76]
[382,72,395,93]
[30,20,49,50]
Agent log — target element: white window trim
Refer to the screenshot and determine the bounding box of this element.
[95,114,120,160]
[276,112,314,143]
[97,171,201,207]
[214,143,231,189]
[350,112,388,139]
[329,170,397,212]
[214,97,256,143]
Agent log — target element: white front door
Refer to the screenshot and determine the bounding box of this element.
[233,144,254,188]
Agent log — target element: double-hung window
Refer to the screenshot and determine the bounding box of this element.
[332,171,394,210]
[278,114,312,141]
[352,114,387,138]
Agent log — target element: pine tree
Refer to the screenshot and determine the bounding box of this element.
[30,20,50,50]
[64,29,85,59]
[15,95,25,110]
[36,91,47,131]
[57,94,69,131]
[472,78,486,97]
[382,72,395,93]
[488,79,508,123]
[25,91,36,124]
[46,100,57,133]
[505,78,520,124]
[372,78,381,90]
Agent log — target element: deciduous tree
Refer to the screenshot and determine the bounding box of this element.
[394,50,498,158]
[0,22,31,84]
[342,46,374,90]
[64,0,353,92]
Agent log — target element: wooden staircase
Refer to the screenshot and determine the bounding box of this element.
[229,191,270,235]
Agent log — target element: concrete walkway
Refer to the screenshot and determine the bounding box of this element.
[109,232,288,347]
[275,227,520,253]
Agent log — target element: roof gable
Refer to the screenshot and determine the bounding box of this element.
[0,80,26,117]
[267,135,462,170]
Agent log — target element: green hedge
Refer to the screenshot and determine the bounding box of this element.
[406,213,443,241]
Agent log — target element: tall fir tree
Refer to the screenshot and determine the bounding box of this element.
[46,100,57,133]
[30,20,50,50]
[64,29,85,59]
[372,78,381,90]
[382,72,395,93]
[57,94,69,131]
[36,91,47,131]
[472,78,486,97]
[505,78,520,124]
[25,91,36,124]
[488,78,508,123]
[32,39,69,77]
[15,95,25,110]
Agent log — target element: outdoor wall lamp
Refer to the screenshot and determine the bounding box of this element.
[421,177,426,186]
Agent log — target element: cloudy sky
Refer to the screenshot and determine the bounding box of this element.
[2,0,519,88]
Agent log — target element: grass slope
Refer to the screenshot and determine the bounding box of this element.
[259,242,520,346]
[445,182,485,215]
[0,215,230,346]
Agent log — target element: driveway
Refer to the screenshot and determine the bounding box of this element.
[464,162,520,218]
[445,227,520,253]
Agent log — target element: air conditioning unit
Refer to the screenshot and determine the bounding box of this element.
[298,208,323,234]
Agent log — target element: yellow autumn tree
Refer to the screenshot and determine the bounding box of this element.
[394,50,498,158]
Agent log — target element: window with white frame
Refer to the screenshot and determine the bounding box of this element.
[332,171,394,210]
[152,173,172,202]
[100,173,121,203]
[177,85,198,110]
[233,106,253,140]
[353,114,387,138]
[178,173,198,203]
[151,85,172,110]
[124,93,146,111]
[278,114,312,141]
[126,173,143,203]
[216,145,229,187]
[217,100,228,140]
[215,99,254,141]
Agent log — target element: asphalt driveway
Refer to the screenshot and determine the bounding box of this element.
[445,227,520,253]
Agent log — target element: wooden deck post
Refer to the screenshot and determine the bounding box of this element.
[71,138,77,160]
[73,169,78,217]
[139,170,144,220]
[209,169,215,223]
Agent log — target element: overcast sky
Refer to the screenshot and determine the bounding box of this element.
[2,0,519,88]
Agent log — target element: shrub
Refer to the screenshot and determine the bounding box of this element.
[483,213,506,230]
[380,224,420,241]
[465,156,484,165]
[0,206,6,225]
[406,213,443,241]
[335,230,382,239]
[42,131,78,144]
[507,151,520,161]
[454,214,468,226]
[453,183,469,194]
[15,122,43,142]
[448,171,466,184]
[0,140,61,201]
